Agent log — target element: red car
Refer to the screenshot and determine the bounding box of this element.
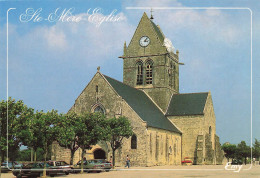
[182,157,193,165]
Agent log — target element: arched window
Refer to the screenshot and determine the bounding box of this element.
[146,60,153,84]
[131,134,137,149]
[209,126,212,136]
[169,146,172,154]
[94,106,105,115]
[136,61,143,85]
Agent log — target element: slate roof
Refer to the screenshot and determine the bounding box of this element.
[103,75,181,134]
[166,93,209,116]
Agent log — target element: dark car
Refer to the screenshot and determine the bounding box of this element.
[1,161,22,172]
[12,162,64,178]
[231,159,243,165]
[73,160,104,173]
[47,160,72,175]
[94,159,113,172]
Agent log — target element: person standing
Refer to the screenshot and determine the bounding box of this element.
[109,156,113,163]
[125,155,130,168]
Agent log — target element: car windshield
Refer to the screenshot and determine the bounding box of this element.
[77,160,88,165]
[60,161,68,166]
[48,162,54,166]
[24,163,34,168]
[95,159,106,163]
[24,162,50,168]
[89,160,101,164]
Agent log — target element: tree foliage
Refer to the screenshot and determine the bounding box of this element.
[221,143,237,162]
[76,112,107,173]
[55,112,80,165]
[27,110,59,177]
[0,97,136,175]
[106,116,133,168]
[0,97,32,162]
[16,147,51,161]
[236,141,251,165]
[253,139,260,160]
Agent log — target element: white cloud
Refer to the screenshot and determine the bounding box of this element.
[123,0,246,46]
[127,0,182,7]
[152,9,244,46]
[43,26,68,50]
[4,10,135,67]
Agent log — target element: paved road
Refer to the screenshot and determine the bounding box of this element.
[1,165,260,178]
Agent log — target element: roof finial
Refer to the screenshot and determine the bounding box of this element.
[97,66,100,72]
[124,41,127,56]
[150,8,154,20]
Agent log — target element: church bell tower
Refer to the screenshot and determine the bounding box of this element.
[120,12,180,112]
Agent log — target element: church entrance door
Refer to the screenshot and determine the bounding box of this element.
[93,148,106,159]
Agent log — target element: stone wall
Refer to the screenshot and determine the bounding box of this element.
[168,93,223,165]
[215,135,224,165]
[52,72,181,166]
[204,133,214,164]
[51,141,83,165]
[168,115,204,163]
[195,134,205,164]
[146,127,182,166]
[203,92,216,150]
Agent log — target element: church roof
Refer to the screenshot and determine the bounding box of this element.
[150,20,165,43]
[103,75,181,134]
[166,93,209,116]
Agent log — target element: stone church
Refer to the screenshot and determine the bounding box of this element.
[52,12,224,166]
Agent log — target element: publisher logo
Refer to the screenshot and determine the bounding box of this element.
[225,162,243,172]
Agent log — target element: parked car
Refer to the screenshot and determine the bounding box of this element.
[12,162,64,178]
[181,157,193,166]
[47,160,72,175]
[1,161,22,172]
[95,159,113,172]
[73,160,104,173]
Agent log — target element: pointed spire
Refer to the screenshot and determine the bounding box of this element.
[176,50,179,57]
[150,8,154,20]
[124,41,127,56]
[141,12,149,19]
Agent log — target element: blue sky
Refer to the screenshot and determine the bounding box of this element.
[0,0,259,146]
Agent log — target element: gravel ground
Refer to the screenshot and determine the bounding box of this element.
[1,165,260,178]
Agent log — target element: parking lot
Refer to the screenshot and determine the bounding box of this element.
[1,165,260,178]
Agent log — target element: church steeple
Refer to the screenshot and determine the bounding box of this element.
[121,13,180,112]
[150,8,154,20]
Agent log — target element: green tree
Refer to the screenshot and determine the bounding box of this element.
[17,147,51,161]
[32,110,59,177]
[106,116,133,168]
[76,113,107,173]
[236,141,250,165]
[55,112,80,165]
[14,106,36,161]
[253,139,260,160]
[221,143,237,162]
[0,97,31,176]
[20,111,46,162]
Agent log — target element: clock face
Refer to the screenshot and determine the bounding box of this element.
[139,36,150,47]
